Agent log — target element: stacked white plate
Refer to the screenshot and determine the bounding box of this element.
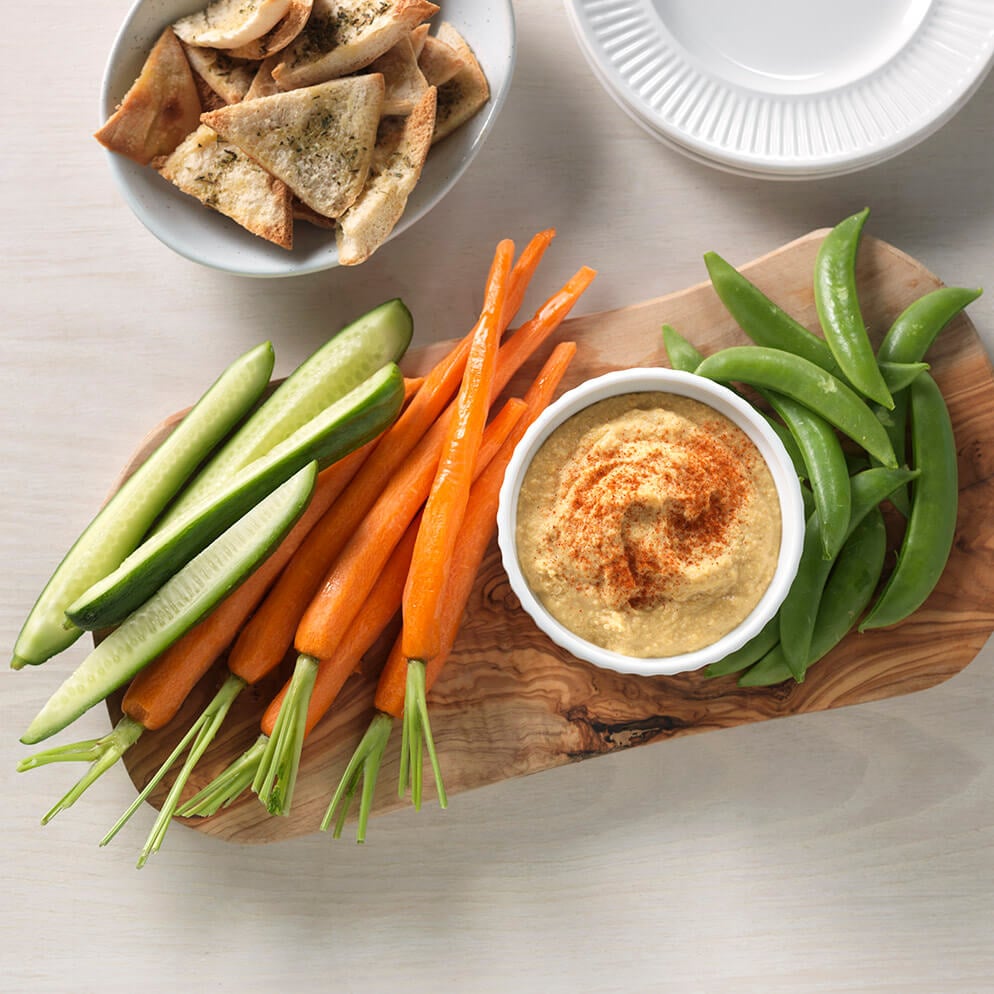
[564,0,994,179]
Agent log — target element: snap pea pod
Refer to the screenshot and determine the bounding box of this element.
[878,361,929,394]
[778,466,918,676]
[739,507,887,687]
[703,615,781,679]
[860,373,958,630]
[658,325,808,479]
[813,208,894,410]
[704,251,841,374]
[763,390,850,560]
[874,287,978,512]
[766,415,808,483]
[878,286,982,364]
[871,398,912,517]
[694,346,897,468]
[661,324,704,374]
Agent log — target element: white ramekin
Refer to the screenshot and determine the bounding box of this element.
[496,368,805,677]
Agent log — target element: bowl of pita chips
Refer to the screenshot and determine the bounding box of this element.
[97,0,515,276]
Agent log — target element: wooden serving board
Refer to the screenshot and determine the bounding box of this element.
[108,229,994,844]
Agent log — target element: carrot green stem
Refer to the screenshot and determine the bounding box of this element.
[175,733,268,818]
[321,711,393,842]
[252,654,318,815]
[17,715,145,824]
[101,673,246,865]
[398,660,447,811]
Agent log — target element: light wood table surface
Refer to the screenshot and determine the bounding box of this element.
[3,2,993,991]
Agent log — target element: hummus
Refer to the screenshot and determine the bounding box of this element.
[515,391,781,658]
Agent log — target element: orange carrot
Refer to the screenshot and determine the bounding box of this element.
[295,396,527,660]
[402,238,514,663]
[248,398,526,818]
[377,342,578,718]
[322,341,579,840]
[228,232,556,684]
[260,516,420,739]
[123,446,371,727]
[294,267,595,661]
[264,391,534,738]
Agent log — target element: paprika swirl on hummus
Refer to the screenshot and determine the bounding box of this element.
[514,391,781,658]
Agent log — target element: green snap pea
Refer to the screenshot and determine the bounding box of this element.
[873,286,979,514]
[860,373,958,630]
[778,466,918,675]
[704,251,841,373]
[661,324,704,374]
[763,390,850,560]
[878,361,929,394]
[703,615,781,679]
[814,208,894,410]
[878,286,983,364]
[765,415,808,483]
[739,507,887,686]
[657,325,809,482]
[872,398,912,517]
[694,346,898,468]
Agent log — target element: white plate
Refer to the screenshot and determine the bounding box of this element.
[564,0,994,179]
[101,0,516,277]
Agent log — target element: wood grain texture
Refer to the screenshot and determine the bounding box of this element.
[107,228,994,843]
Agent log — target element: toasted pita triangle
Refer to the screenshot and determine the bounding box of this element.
[272,0,439,89]
[337,86,436,265]
[94,28,202,164]
[159,124,294,248]
[431,23,489,144]
[245,56,282,99]
[173,0,292,50]
[183,43,258,103]
[201,74,384,218]
[409,23,429,58]
[226,0,314,60]
[369,34,429,116]
[417,33,463,88]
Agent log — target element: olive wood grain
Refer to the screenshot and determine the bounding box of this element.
[106,228,994,844]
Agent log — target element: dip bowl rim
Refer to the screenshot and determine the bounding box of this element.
[496,367,806,678]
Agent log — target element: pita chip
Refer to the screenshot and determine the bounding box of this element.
[173,0,292,50]
[183,44,258,103]
[94,28,201,164]
[417,33,463,87]
[368,34,429,115]
[201,74,384,218]
[337,86,436,265]
[158,124,294,248]
[226,0,315,60]
[431,23,489,144]
[272,0,439,89]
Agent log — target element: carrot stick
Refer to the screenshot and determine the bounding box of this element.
[322,341,579,840]
[249,398,528,815]
[264,392,530,739]
[261,515,420,739]
[123,446,371,728]
[294,265,596,661]
[396,342,578,808]
[402,239,514,663]
[183,398,527,820]
[227,233,556,685]
[379,342,578,718]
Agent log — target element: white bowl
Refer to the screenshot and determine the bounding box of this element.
[497,368,805,678]
[99,0,516,277]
